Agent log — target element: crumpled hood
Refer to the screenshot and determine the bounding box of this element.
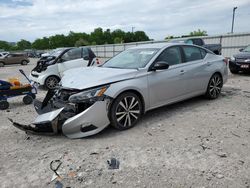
[61,67,138,90]
[234,52,250,59]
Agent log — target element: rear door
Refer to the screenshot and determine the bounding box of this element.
[180,45,211,94]
[5,54,19,64]
[58,48,87,76]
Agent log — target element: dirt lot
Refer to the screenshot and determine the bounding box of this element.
[0,59,250,188]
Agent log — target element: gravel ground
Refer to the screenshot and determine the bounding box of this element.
[0,59,250,188]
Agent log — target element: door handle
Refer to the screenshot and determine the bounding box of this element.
[180,70,185,75]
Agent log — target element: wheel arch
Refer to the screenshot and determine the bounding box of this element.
[213,71,223,83]
[44,75,61,88]
[45,74,61,82]
[109,89,146,114]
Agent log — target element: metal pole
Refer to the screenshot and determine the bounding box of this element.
[231,7,237,33]
[132,27,135,33]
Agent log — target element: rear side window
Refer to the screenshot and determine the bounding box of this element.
[192,39,203,46]
[183,46,203,62]
[156,46,182,66]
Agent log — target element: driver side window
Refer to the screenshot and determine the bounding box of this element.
[156,47,182,66]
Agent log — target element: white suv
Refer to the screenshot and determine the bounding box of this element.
[29,47,99,89]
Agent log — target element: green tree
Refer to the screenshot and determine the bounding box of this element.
[134,31,149,42]
[114,37,123,44]
[103,29,113,44]
[111,29,125,43]
[189,29,208,36]
[32,37,50,50]
[0,40,11,51]
[90,28,105,45]
[16,39,31,50]
[75,38,89,47]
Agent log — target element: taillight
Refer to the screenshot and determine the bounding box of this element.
[223,58,228,66]
[96,58,100,65]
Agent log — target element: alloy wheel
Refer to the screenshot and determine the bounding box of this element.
[115,96,141,128]
[208,75,222,98]
[46,77,58,89]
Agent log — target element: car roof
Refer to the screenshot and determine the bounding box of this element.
[129,42,195,50]
[130,42,176,49]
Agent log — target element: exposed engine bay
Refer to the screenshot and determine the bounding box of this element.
[32,56,57,73]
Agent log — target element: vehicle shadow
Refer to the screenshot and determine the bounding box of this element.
[91,95,219,140]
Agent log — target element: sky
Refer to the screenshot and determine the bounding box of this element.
[0,0,250,42]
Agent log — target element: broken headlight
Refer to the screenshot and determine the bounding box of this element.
[68,85,109,103]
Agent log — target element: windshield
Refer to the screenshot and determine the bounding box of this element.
[51,49,63,57]
[102,48,159,69]
[243,46,250,52]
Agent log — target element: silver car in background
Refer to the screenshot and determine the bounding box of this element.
[11,43,228,138]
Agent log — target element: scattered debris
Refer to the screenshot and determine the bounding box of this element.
[217,152,227,158]
[55,181,63,188]
[213,173,224,179]
[148,132,153,136]
[68,171,77,178]
[238,160,245,165]
[107,158,120,169]
[90,152,99,155]
[50,160,63,181]
[200,144,210,151]
[231,132,241,138]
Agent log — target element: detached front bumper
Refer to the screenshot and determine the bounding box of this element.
[10,100,110,139]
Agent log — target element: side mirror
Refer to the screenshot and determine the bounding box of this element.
[151,61,169,71]
[83,56,89,61]
[239,48,244,52]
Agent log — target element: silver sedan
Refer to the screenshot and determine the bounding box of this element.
[11,43,228,138]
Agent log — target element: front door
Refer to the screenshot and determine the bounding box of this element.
[147,46,187,109]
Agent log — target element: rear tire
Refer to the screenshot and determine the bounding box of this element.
[229,68,239,74]
[0,100,9,110]
[23,95,33,105]
[0,62,4,67]
[205,73,223,99]
[44,76,60,90]
[21,60,28,65]
[109,92,143,130]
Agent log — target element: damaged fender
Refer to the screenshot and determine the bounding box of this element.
[62,101,110,139]
[10,101,110,139]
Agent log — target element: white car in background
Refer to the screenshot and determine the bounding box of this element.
[29,47,99,89]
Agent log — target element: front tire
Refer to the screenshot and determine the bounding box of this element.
[205,73,223,99]
[109,92,143,130]
[0,62,5,67]
[44,76,60,90]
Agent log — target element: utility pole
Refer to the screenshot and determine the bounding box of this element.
[132,27,135,33]
[231,7,237,33]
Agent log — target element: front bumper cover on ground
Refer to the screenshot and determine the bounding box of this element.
[9,101,110,139]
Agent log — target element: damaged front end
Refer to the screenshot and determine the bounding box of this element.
[10,86,111,138]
